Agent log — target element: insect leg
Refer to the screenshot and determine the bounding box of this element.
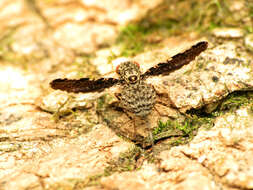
[114,92,121,101]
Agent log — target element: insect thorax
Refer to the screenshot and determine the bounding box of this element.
[120,80,156,118]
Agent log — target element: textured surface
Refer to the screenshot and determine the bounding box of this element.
[1,0,253,190]
[116,61,156,118]
[120,80,156,117]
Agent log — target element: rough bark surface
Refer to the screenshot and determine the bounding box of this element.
[1,0,253,190]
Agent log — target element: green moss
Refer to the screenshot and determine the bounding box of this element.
[153,117,204,138]
[116,24,149,57]
[249,104,253,114]
[115,8,183,57]
[78,146,143,188]
[113,1,204,56]
[150,115,213,149]
[174,120,195,135]
[153,120,171,136]
[218,91,253,112]
[245,26,253,33]
[185,91,253,131]
[152,106,218,145]
[107,50,119,64]
[104,146,143,175]
[116,0,252,58]
[0,27,16,62]
[248,1,253,17]
[96,94,108,111]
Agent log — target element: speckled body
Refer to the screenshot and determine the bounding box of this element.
[116,61,156,118]
[120,81,156,117]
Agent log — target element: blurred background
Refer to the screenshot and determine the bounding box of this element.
[1,1,253,190]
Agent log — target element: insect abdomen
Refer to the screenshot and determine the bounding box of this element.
[120,81,156,117]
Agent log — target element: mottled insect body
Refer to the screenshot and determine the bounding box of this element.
[120,78,156,117]
[116,61,156,117]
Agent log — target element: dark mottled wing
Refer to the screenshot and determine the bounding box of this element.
[142,41,208,77]
[50,78,119,93]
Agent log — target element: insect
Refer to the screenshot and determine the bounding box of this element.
[50,41,208,141]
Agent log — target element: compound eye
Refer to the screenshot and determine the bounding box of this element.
[133,61,140,68]
[116,64,121,74]
[128,75,137,82]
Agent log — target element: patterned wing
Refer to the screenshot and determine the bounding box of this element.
[142,41,208,77]
[50,77,120,93]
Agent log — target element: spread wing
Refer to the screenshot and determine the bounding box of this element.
[50,77,120,93]
[142,41,208,78]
